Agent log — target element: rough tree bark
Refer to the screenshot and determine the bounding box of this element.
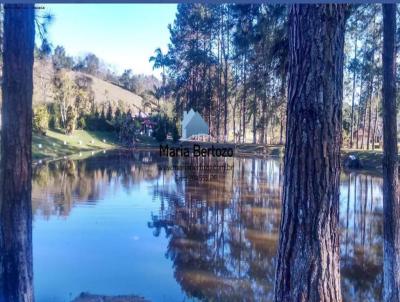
[274,5,346,302]
[382,4,400,302]
[0,4,35,302]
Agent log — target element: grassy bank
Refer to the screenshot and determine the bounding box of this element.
[341,149,388,174]
[32,129,118,160]
[32,132,392,174]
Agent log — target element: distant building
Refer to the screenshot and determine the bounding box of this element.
[181,109,209,139]
[141,118,156,136]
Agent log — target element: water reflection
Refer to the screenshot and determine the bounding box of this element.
[32,151,383,302]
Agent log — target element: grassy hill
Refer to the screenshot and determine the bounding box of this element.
[32,129,119,160]
[33,59,158,116]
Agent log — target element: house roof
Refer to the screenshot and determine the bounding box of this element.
[182,109,196,128]
[182,109,208,130]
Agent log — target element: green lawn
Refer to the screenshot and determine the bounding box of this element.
[32,129,119,160]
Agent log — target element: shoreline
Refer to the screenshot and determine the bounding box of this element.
[33,140,389,176]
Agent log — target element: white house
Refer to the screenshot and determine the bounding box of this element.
[181,109,209,139]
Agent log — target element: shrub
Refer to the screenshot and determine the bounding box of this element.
[33,105,49,135]
[47,103,61,129]
[151,114,180,142]
[77,116,86,129]
[118,117,140,146]
[84,113,114,131]
[65,105,76,134]
[170,122,180,142]
[152,115,168,142]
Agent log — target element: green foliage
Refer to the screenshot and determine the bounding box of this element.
[74,75,94,115]
[117,114,140,146]
[151,114,180,142]
[74,53,100,76]
[53,45,74,70]
[106,104,113,121]
[48,103,61,129]
[119,69,134,91]
[84,113,114,132]
[33,105,50,135]
[52,70,74,131]
[65,105,76,135]
[77,116,86,129]
[162,4,288,143]
[153,122,167,142]
[117,69,160,95]
[171,122,180,142]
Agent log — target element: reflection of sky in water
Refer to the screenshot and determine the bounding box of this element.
[34,178,184,302]
[32,151,383,302]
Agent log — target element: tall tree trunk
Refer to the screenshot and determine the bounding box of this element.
[252,92,257,144]
[350,36,357,148]
[279,105,284,145]
[223,5,229,143]
[216,25,222,143]
[361,102,367,149]
[274,5,345,302]
[242,54,247,143]
[366,72,374,150]
[372,104,378,150]
[367,95,372,150]
[260,97,266,144]
[233,101,236,143]
[356,79,363,149]
[382,4,400,301]
[0,4,35,302]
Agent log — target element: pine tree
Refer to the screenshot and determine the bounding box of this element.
[274,5,346,301]
[381,4,400,301]
[0,4,35,301]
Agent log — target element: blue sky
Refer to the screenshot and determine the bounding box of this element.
[44,4,177,77]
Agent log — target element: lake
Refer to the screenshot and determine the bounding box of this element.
[32,150,383,302]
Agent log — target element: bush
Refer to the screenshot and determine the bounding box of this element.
[65,105,76,134]
[47,103,61,129]
[152,115,168,142]
[170,122,180,142]
[154,124,167,142]
[84,114,114,131]
[77,116,86,129]
[33,105,49,135]
[118,117,140,147]
[151,114,180,142]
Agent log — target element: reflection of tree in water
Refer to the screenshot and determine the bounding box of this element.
[151,158,384,302]
[32,151,384,301]
[340,173,383,302]
[32,151,171,218]
[149,157,282,301]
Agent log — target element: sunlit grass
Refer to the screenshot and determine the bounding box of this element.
[32,129,118,160]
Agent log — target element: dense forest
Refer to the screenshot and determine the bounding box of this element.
[147,4,399,148]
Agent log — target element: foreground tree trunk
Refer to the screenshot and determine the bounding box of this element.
[0,4,35,302]
[274,5,346,302]
[382,4,400,301]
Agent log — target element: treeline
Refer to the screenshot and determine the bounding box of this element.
[342,4,395,150]
[154,3,399,147]
[153,4,288,144]
[49,46,160,96]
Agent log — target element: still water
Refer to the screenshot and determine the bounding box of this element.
[32,151,383,302]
